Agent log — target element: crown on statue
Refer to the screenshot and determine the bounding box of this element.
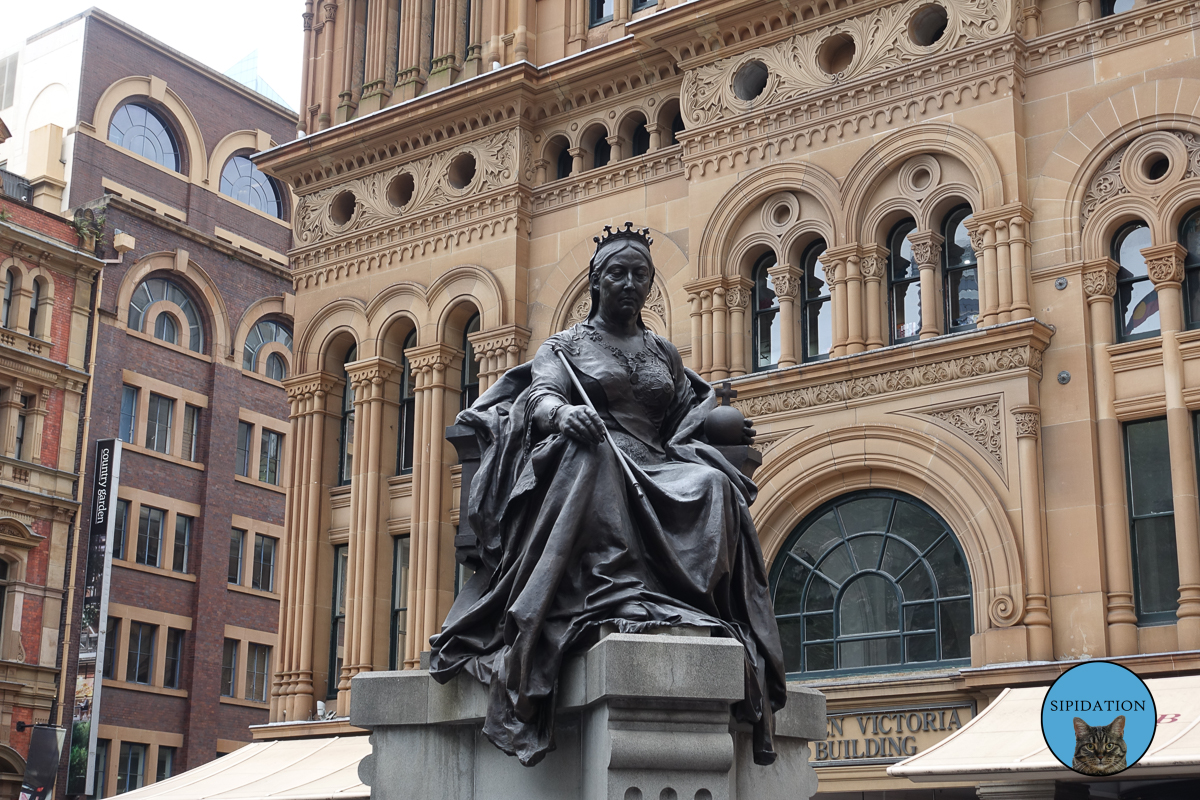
[592,221,654,255]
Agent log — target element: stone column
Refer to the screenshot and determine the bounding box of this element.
[1008,213,1032,318]
[645,122,663,152]
[907,231,944,340]
[606,134,625,163]
[1012,406,1053,661]
[767,263,801,368]
[1020,4,1042,38]
[826,246,863,355]
[860,247,886,350]
[828,260,847,357]
[338,366,371,711]
[1144,243,1200,648]
[569,147,586,176]
[994,220,1013,323]
[403,363,429,668]
[318,2,339,128]
[711,287,729,380]
[468,325,531,393]
[700,289,713,378]
[299,5,316,134]
[568,0,586,52]
[977,222,999,326]
[725,282,751,376]
[1077,0,1092,24]
[275,381,307,720]
[687,291,702,372]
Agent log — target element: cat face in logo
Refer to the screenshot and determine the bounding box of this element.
[1072,715,1127,776]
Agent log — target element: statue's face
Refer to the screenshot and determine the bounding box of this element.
[592,246,652,326]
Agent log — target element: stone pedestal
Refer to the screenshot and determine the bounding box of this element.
[351,633,825,800]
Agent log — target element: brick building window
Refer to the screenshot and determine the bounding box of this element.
[235,421,252,476]
[229,529,245,583]
[752,252,780,371]
[390,536,410,670]
[27,277,41,337]
[246,643,271,702]
[108,102,180,172]
[136,506,165,567]
[126,622,156,684]
[145,394,173,454]
[259,429,283,485]
[252,534,276,592]
[119,386,138,444]
[181,404,200,461]
[1,268,14,328]
[172,515,191,573]
[243,319,292,375]
[889,219,921,343]
[128,277,205,353]
[164,628,184,689]
[112,499,129,561]
[266,353,287,381]
[1127,417,1180,623]
[942,206,979,333]
[13,395,29,460]
[221,154,284,218]
[153,310,178,345]
[156,746,175,782]
[116,742,146,793]
[221,638,238,697]
[103,618,119,679]
[1101,0,1134,15]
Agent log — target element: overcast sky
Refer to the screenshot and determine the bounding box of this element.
[3,2,303,111]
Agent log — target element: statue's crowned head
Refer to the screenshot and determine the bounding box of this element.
[587,222,655,323]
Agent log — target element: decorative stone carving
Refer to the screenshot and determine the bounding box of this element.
[1012,410,1040,439]
[1146,254,1185,286]
[1082,269,1116,299]
[989,594,1020,627]
[725,286,751,309]
[858,256,884,280]
[909,240,942,268]
[681,0,1012,127]
[927,400,1002,467]
[294,128,520,246]
[1081,130,1200,227]
[769,273,800,298]
[733,346,1043,417]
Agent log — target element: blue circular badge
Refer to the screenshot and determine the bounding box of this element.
[1041,661,1156,777]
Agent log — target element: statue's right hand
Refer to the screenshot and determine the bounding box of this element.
[558,405,606,444]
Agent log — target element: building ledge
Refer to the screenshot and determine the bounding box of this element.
[250,718,367,741]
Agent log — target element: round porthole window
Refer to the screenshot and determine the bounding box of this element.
[817,34,856,77]
[329,190,357,226]
[447,152,477,190]
[733,60,770,103]
[387,172,415,208]
[909,5,949,47]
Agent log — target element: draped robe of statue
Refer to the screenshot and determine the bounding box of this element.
[428,321,787,767]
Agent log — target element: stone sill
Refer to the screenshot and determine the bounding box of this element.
[249,718,366,740]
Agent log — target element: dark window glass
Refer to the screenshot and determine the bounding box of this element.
[128,278,204,353]
[632,0,656,11]
[2,268,14,328]
[220,638,238,697]
[889,220,921,343]
[592,136,611,169]
[630,121,650,156]
[153,313,178,345]
[246,643,271,702]
[390,536,410,670]
[102,617,119,679]
[1180,208,1200,327]
[329,545,348,698]
[259,429,283,485]
[164,628,184,689]
[555,147,572,180]
[172,514,191,573]
[801,241,832,362]
[156,746,175,782]
[144,394,173,454]
[266,353,287,381]
[136,506,164,568]
[220,154,283,218]
[670,113,684,146]
[1127,418,1179,622]
[752,252,781,371]
[943,206,979,332]
[116,742,146,793]
[229,529,245,584]
[112,499,129,561]
[590,0,614,26]
[242,319,293,372]
[340,346,357,486]
[769,492,972,676]
[119,386,138,444]
[28,277,40,336]
[108,102,180,172]
[93,738,109,798]
[397,330,417,475]
[235,420,252,477]
[182,405,199,461]
[462,313,480,410]
[1101,0,1135,15]
[252,534,276,592]
[125,622,155,684]
[1114,222,1157,341]
[14,410,25,460]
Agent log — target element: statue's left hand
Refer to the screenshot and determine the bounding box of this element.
[742,417,756,445]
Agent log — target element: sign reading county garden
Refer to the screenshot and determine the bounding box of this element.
[814,702,975,765]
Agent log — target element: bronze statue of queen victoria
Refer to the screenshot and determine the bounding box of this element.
[429,223,787,767]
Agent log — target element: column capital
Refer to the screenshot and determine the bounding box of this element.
[906,230,944,268]
[1011,405,1041,439]
[407,343,464,376]
[1082,258,1119,303]
[1142,242,1188,288]
[468,324,532,360]
[346,356,397,388]
[766,262,801,297]
[858,244,888,281]
[283,371,340,400]
[971,201,1033,228]
[567,147,586,158]
[683,276,726,296]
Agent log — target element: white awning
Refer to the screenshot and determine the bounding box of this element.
[116,737,370,800]
[889,673,1200,783]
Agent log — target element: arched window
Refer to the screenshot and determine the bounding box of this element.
[593,137,612,170]
[266,353,287,382]
[1179,208,1200,326]
[154,313,178,344]
[397,329,417,475]
[1114,222,1157,342]
[1101,0,1134,15]
[107,102,181,172]
[243,319,293,373]
[670,113,684,146]
[27,278,40,337]
[631,121,650,157]
[556,147,572,180]
[3,269,16,329]
[339,346,357,486]
[752,252,780,371]
[220,154,284,218]
[128,277,205,353]
[461,314,481,410]
[800,241,832,362]
[889,220,920,343]
[942,206,979,333]
[770,492,973,676]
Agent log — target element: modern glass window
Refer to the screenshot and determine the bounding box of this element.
[1114,222,1157,341]
[630,120,650,157]
[889,219,921,343]
[1180,207,1200,327]
[128,278,204,353]
[220,154,283,218]
[390,536,410,670]
[229,529,245,584]
[800,241,832,362]
[943,206,979,332]
[182,404,199,461]
[555,146,572,180]
[112,499,130,561]
[252,534,276,592]
[339,347,357,486]
[220,638,238,697]
[164,628,184,689]
[235,420,253,477]
[102,618,119,679]
[329,544,348,698]
[592,135,611,169]
[590,0,614,26]
[153,312,178,345]
[752,252,781,371]
[770,491,973,675]
[397,330,417,475]
[144,394,173,454]
[461,313,480,410]
[28,277,40,336]
[108,102,180,172]
[173,514,191,573]
[246,643,271,702]
[155,746,175,783]
[136,506,164,568]
[119,386,138,444]
[243,319,293,372]
[1,269,14,328]
[93,738,109,798]
[1126,418,1179,623]
[1101,0,1134,15]
[126,622,155,684]
[259,429,283,485]
[116,742,147,794]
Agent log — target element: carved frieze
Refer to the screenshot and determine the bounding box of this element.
[1012,410,1040,439]
[926,400,1003,467]
[1082,268,1116,299]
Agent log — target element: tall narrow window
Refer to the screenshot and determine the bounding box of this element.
[119,386,138,444]
[339,347,357,486]
[94,738,109,798]
[1127,418,1179,623]
[112,499,130,561]
[555,147,572,180]
[246,643,271,702]
[220,638,238,697]
[181,404,200,461]
[228,529,245,584]
[252,534,276,592]
[1114,222,1157,342]
[592,136,612,169]
[156,746,176,782]
[397,330,417,475]
[153,313,178,345]
[144,394,173,454]
[670,112,684,146]
[259,429,283,485]
[136,506,164,568]
[28,277,40,336]
[116,742,146,794]
[1179,207,1200,326]
[2,269,14,328]
[0,561,7,656]
[172,515,191,573]
[942,206,979,333]
[630,120,650,157]
[752,252,780,371]
[125,622,155,684]
[889,220,920,343]
[590,0,614,26]
[102,618,119,679]
[800,241,832,362]
[461,313,480,410]
[235,420,252,477]
[14,401,27,461]
[164,628,184,689]
[390,536,410,669]
[329,544,348,697]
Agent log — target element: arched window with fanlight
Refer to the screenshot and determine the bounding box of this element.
[1,269,15,329]
[800,241,832,362]
[108,102,181,172]
[752,252,780,371]
[770,491,973,676]
[154,313,178,344]
[128,277,205,353]
[942,206,979,333]
[889,220,920,343]
[27,278,41,338]
[396,330,417,475]
[243,319,293,378]
[1114,222,1157,342]
[220,154,284,218]
[1179,208,1200,327]
[461,314,481,410]
[339,346,357,486]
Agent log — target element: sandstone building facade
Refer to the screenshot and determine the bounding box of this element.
[258,0,1200,794]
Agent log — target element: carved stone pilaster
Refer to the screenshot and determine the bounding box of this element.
[346,357,397,391]
[906,231,944,268]
[1142,243,1188,288]
[323,2,337,22]
[1012,409,1040,439]
[1082,259,1119,302]
[725,285,751,310]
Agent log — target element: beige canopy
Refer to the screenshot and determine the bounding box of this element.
[116,737,370,800]
[889,673,1200,783]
